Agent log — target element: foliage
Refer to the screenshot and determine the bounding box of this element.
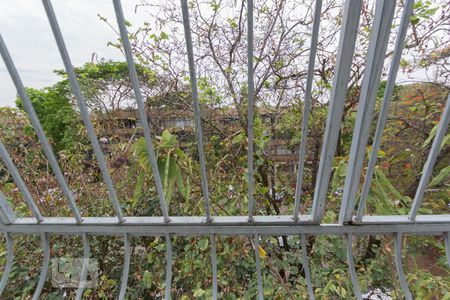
[55,60,157,113]
[2,82,449,300]
[1,0,449,296]
[15,86,78,152]
[134,129,191,208]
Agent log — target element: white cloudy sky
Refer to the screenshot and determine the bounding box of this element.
[0,1,434,108]
[0,0,149,107]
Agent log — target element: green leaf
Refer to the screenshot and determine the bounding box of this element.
[441,134,450,150]
[429,165,450,187]
[198,239,209,251]
[157,155,174,205]
[134,137,151,173]
[161,129,177,148]
[143,271,152,288]
[193,288,206,297]
[374,168,402,199]
[422,124,438,148]
[163,154,171,190]
[232,132,244,145]
[132,172,145,207]
[176,162,189,202]
[160,31,169,40]
[422,123,449,150]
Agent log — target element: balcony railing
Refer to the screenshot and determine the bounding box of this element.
[0,0,449,299]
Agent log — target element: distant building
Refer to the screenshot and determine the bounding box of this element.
[92,108,300,176]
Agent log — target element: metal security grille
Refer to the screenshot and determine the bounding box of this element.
[0,0,449,299]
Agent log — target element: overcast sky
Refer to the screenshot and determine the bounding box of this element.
[0,0,149,107]
[1,1,433,108]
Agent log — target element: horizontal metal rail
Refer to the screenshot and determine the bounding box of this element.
[1,216,449,235]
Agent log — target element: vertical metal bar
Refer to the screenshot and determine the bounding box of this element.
[32,233,50,300]
[247,0,256,222]
[445,232,450,267]
[180,0,211,222]
[409,93,450,221]
[394,233,413,300]
[119,233,131,300]
[293,0,322,221]
[300,234,315,300]
[0,233,14,296]
[75,233,91,300]
[0,34,82,223]
[355,0,415,222]
[210,234,218,300]
[253,234,263,300]
[112,0,169,223]
[345,233,362,299]
[310,0,361,222]
[339,0,396,224]
[164,234,173,300]
[0,141,43,222]
[0,191,16,225]
[42,0,124,222]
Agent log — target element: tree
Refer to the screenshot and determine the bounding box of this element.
[1,0,449,297]
[55,60,157,114]
[101,0,450,210]
[15,84,78,152]
[97,1,450,298]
